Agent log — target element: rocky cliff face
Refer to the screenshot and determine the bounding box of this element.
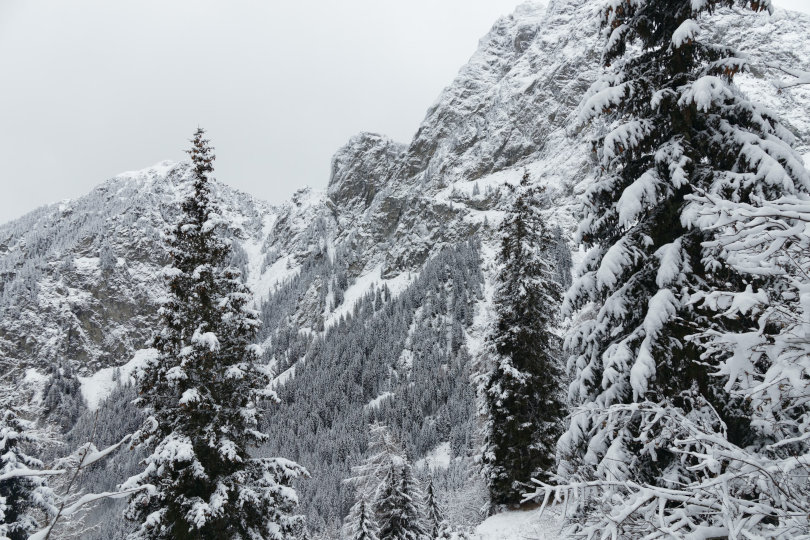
[1,0,809,443]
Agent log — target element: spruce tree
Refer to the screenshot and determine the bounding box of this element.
[554,0,809,536]
[423,480,450,539]
[375,461,427,540]
[0,409,56,540]
[481,172,564,505]
[123,128,306,539]
[344,498,380,540]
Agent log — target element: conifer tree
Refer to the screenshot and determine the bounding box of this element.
[550,0,810,536]
[481,172,564,505]
[375,461,427,540]
[423,480,450,540]
[0,409,56,540]
[99,240,117,274]
[344,498,380,540]
[123,128,306,539]
[346,423,405,498]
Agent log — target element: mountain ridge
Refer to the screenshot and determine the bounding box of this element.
[2,2,810,535]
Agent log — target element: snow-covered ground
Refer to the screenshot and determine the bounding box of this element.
[474,505,565,540]
[364,391,395,410]
[414,441,451,470]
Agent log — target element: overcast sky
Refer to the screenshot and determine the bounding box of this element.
[1,0,808,223]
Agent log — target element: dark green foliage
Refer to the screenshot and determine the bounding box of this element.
[482,173,565,505]
[557,0,808,534]
[0,409,55,540]
[125,129,304,539]
[375,462,427,540]
[42,361,86,432]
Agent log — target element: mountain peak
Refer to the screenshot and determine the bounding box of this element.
[328,132,405,210]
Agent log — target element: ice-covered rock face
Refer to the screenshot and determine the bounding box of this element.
[1,0,809,384]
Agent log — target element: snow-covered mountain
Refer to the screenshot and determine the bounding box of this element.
[2,0,809,536]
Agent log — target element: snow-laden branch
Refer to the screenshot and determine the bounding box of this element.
[28,485,154,540]
[0,467,66,482]
[27,421,139,540]
[527,404,810,539]
[766,61,810,89]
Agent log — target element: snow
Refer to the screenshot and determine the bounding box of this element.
[239,212,296,302]
[248,254,299,303]
[115,160,178,180]
[414,441,451,470]
[474,505,564,540]
[365,391,394,410]
[270,365,296,389]
[325,265,414,329]
[73,256,100,273]
[191,329,220,352]
[679,76,734,112]
[179,388,201,405]
[671,19,700,48]
[21,368,50,404]
[79,348,157,410]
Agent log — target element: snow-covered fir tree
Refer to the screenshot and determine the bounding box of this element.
[123,128,306,539]
[0,409,56,540]
[345,424,430,540]
[546,0,810,537]
[346,423,406,500]
[344,498,379,540]
[375,460,427,540]
[423,480,450,539]
[481,172,564,506]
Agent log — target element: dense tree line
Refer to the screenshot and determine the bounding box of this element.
[261,241,484,535]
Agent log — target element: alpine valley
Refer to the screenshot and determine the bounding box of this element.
[2,1,809,539]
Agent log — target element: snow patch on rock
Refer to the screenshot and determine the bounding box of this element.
[79,348,157,410]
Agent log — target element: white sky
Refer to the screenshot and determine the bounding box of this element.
[0,0,808,223]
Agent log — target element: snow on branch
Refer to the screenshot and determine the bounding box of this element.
[528,404,810,539]
[28,421,146,540]
[766,61,810,89]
